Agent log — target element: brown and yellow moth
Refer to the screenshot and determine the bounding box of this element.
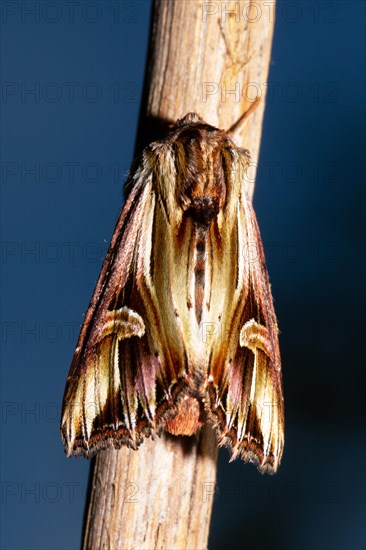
[61,113,284,474]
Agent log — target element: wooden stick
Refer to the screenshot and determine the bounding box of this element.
[83,2,276,548]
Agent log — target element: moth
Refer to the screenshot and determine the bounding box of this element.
[61,112,284,474]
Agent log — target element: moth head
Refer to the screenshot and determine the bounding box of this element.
[149,114,250,226]
[173,112,204,128]
[170,117,234,225]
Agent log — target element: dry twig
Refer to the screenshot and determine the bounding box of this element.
[83,2,276,548]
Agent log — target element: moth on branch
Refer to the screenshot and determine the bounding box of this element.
[61,113,284,474]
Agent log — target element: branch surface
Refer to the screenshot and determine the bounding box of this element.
[83,2,276,549]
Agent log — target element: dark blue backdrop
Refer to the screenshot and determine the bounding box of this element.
[1,1,365,549]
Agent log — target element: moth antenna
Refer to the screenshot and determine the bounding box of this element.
[227,97,261,138]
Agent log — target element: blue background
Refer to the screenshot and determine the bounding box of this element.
[1,1,365,549]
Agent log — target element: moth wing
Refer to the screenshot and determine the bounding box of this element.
[207,190,284,474]
[61,164,189,456]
